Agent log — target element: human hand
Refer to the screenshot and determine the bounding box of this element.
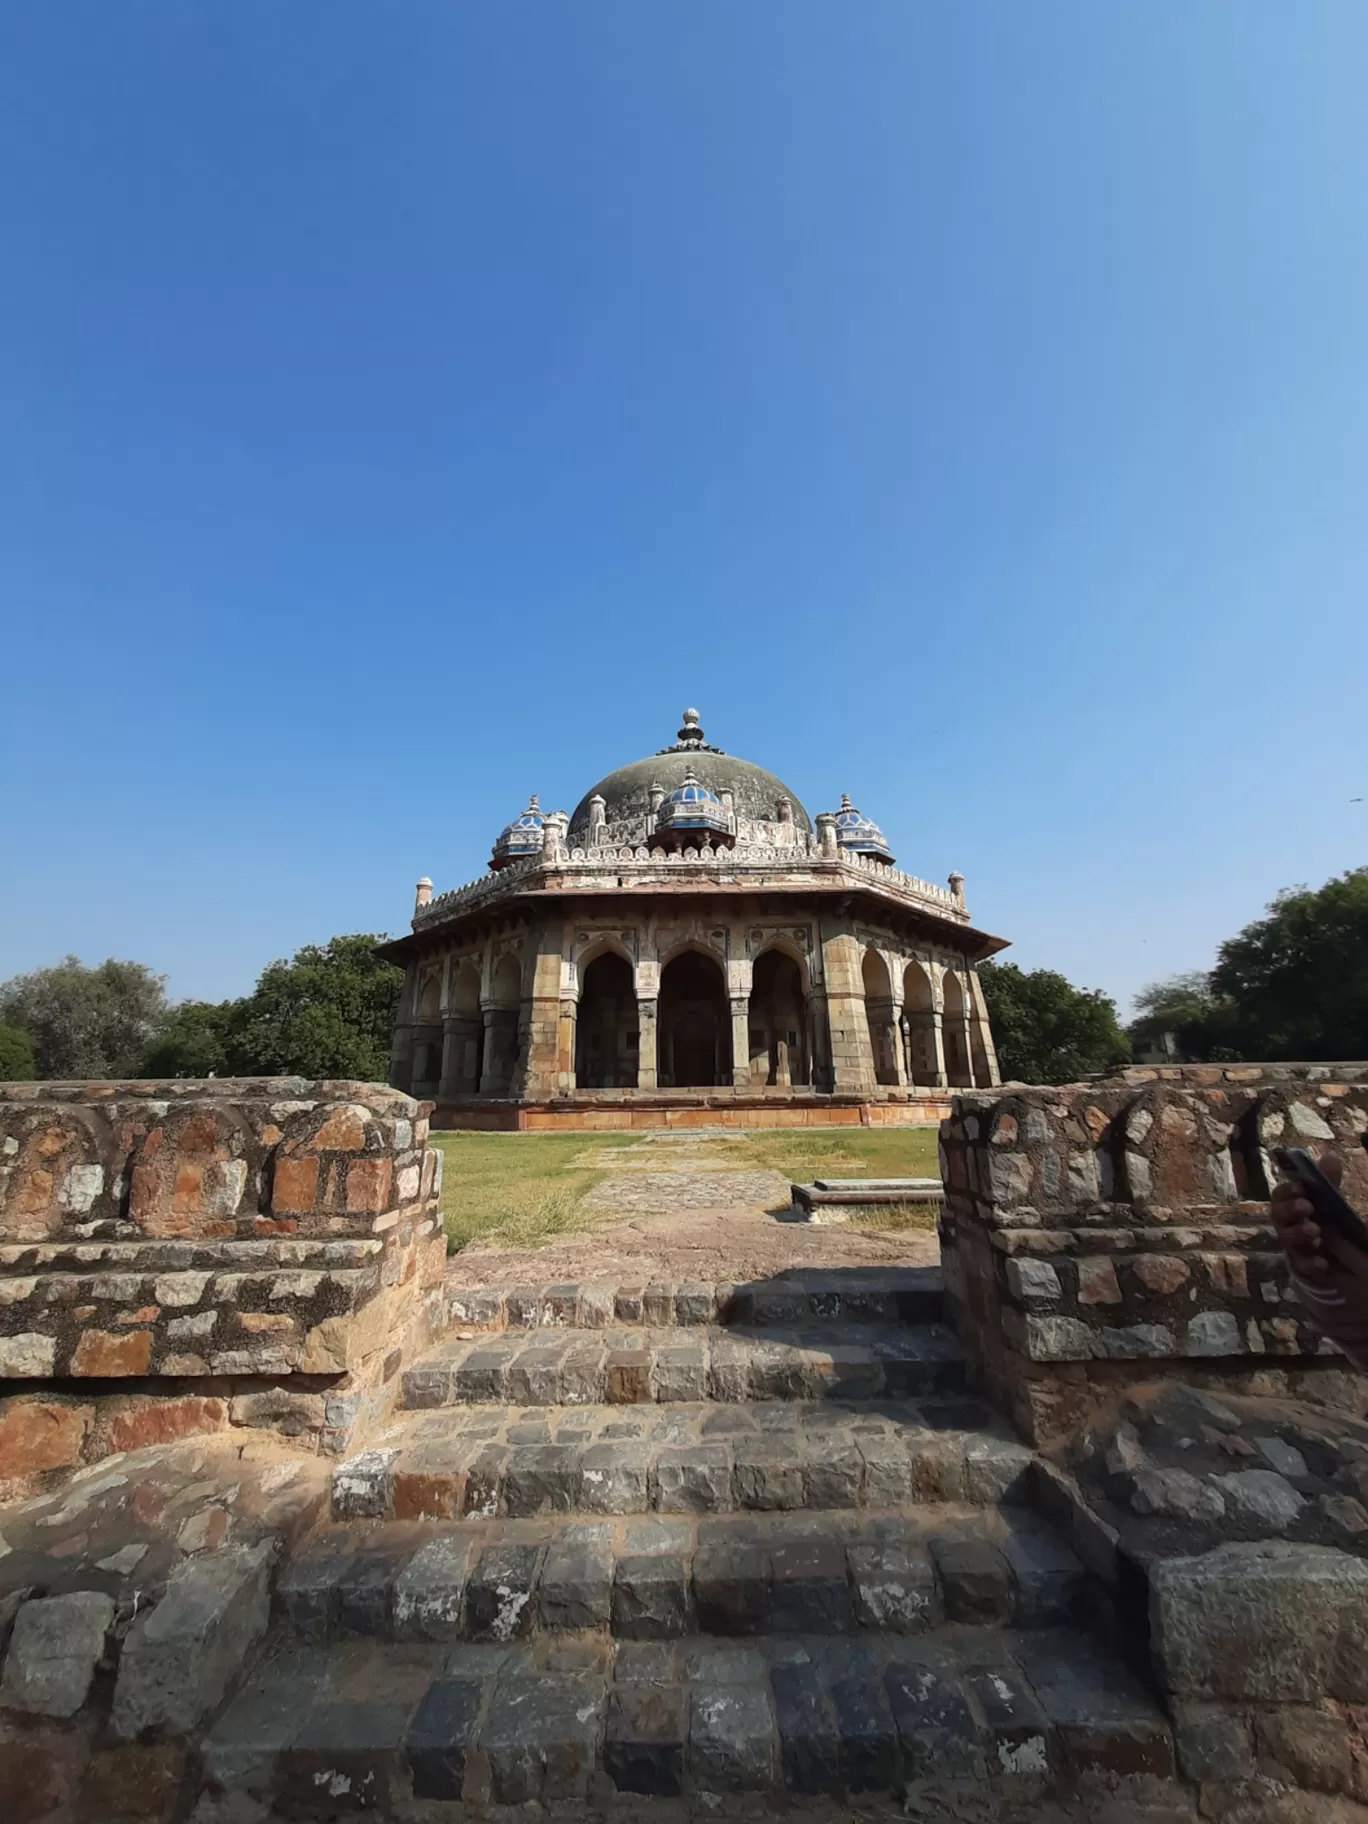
[1270,1152,1368,1289]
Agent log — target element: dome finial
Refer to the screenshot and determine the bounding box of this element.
[678,707,705,745]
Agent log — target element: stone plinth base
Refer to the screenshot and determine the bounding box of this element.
[434,1090,952,1131]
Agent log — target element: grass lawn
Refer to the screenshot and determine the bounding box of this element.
[432,1124,941,1254]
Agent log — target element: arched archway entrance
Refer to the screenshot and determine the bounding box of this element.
[444,959,483,1096]
[659,950,730,1088]
[942,970,972,1087]
[480,952,524,1095]
[575,953,639,1088]
[861,949,900,1087]
[901,959,940,1088]
[747,949,809,1087]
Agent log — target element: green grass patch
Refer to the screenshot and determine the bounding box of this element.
[732,1127,940,1182]
[432,1131,637,1253]
[432,1123,942,1254]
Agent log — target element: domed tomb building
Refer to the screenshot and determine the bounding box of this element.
[383,711,1006,1128]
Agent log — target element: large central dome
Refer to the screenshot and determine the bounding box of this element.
[567,709,812,843]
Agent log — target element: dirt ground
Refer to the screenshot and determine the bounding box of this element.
[444,1197,940,1288]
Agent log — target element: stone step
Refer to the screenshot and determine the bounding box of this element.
[444,1265,944,1334]
[404,1322,966,1411]
[331,1398,1033,1521]
[276,1507,1091,1644]
[202,1624,1175,1809]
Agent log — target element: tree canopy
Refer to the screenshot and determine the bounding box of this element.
[1209,866,1368,1060]
[0,1024,35,1082]
[978,960,1130,1084]
[224,935,403,1081]
[0,957,169,1079]
[1129,868,1368,1062]
[2,935,402,1084]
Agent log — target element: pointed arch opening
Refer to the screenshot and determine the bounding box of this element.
[942,969,972,1087]
[747,947,810,1087]
[575,952,639,1088]
[861,948,900,1087]
[659,948,730,1088]
[901,958,940,1087]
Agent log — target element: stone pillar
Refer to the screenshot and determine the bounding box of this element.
[808,990,833,1092]
[818,916,876,1093]
[479,1007,519,1096]
[558,1000,577,1093]
[514,935,566,1100]
[730,997,751,1089]
[637,999,658,1090]
[968,969,1002,1088]
[907,1011,948,1088]
[885,980,907,1088]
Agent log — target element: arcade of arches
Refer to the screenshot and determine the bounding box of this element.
[397,922,998,1105]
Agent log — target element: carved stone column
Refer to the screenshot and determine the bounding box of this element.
[558,999,578,1093]
[730,997,751,1089]
[637,998,658,1090]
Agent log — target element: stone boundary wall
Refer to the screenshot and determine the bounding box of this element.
[0,1080,447,1498]
[938,1065,1368,1443]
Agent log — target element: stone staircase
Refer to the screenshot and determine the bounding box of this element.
[198,1269,1183,1816]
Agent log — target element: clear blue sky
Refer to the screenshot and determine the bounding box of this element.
[3,4,1366,1016]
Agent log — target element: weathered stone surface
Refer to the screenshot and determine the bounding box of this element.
[1173,1702,1250,1781]
[1151,1540,1368,1701]
[1213,1469,1306,1530]
[929,1534,1010,1622]
[848,1543,936,1631]
[1130,1466,1227,1522]
[406,1677,483,1801]
[771,1662,841,1792]
[689,1683,774,1791]
[539,1539,613,1630]
[0,1592,113,1718]
[1005,1258,1061,1304]
[884,1661,981,1778]
[612,1553,690,1638]
[466,1544,540,1642]
[112,1541,274,1737]
[604,1683,686,1796]
[393,1537,478,1641]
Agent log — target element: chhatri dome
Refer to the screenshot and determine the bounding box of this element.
[384,706,1005,1125]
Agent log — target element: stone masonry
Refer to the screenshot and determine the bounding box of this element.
[939,1063,1368,1445]
[0,1081,447,1499]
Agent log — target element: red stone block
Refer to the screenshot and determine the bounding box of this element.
[346,1157,393,1214]
[272,1156,320,1214]
[0,1398,89,1476]
[105,1396,227,1454]
[69,1329,154,1377]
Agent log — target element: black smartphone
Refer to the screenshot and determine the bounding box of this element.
[1272,1146,1368,1255]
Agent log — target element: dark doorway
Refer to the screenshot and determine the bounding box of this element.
[576,953,639,1088]
[659,950,729,1088]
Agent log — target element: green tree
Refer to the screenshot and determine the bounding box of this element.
[979,960,1131,1085]
[0,957,169,1079]
[225,935,403,1081]
[1209,866,1368,1060]
[142,1001,235,1078]
[0,1024,35,1082]
[1126,971,1242,1062]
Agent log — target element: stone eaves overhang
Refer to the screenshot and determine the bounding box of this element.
[377,867,1009,968]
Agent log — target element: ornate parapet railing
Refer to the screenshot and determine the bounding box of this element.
[0,1080,448,1497]
[411,843,970,931]
[938,1067,1368,1443]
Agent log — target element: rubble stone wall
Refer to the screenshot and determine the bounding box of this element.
[0,1080,447,1498]
[939,1064,1368,1444]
